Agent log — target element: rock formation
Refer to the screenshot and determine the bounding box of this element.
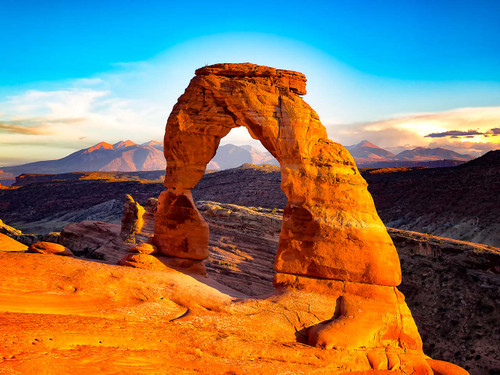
[60,220,133,264]
[27,242,73,256]
[154,63,467,373]
[120,194,145,243]
[155,63,400,284]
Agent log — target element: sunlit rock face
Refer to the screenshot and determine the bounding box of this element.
[153,64,471,373]
[155,62,401,287]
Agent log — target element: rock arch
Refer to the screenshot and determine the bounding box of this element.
[154,63,401,287]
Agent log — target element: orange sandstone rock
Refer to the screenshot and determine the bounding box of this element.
[153,63,468,373]
[155,62,400,286]
[130,242,157,255]
[118,253,206,275]
[154,190,209,260]
[0,233,28,252]
[27,241,73,256]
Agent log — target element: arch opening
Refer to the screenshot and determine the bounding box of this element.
[195,125,284,296]
[206,126,278,171]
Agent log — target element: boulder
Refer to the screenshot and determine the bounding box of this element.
[27,242,73,256]
[60,220,127,263]
[130,242,157,255]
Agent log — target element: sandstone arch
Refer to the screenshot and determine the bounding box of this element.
[149,64,471,373]
[154,63,401,287]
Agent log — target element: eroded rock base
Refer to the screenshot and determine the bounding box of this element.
[274,273,429,372]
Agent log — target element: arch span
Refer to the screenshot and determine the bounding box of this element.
[154,63,401,287]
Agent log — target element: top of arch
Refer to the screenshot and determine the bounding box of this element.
[195,63,307,95]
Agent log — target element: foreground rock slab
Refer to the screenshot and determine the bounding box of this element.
[0,252,465,374]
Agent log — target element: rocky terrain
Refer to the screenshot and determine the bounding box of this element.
[0,62,495,374]
[0,150,498,247]
[363,150,500,247]
[1,200,497,373]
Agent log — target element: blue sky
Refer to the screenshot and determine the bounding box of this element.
[1,0,499,165]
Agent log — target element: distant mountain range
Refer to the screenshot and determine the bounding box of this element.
[0,139,477,185]
[207,144,277,170]
[0,141,277,185]
[346,140,473,167]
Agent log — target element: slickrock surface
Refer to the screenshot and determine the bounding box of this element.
[0,251,463,374]
[198,201,282,296]
[0,233,27,251]
[2,201,495,372]
[60,220,126,263]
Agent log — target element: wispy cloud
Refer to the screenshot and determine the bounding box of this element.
[486,128,500,136]
[0,121,50,135]
[0,117,86,136]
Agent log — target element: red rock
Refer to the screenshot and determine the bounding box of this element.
[152,63,466,373]
[154,190,209,260]
[155,62,400,286]
[27,242,73,256]
[274,274,425,353]
[130,243,157,255]
[118,253,206,275]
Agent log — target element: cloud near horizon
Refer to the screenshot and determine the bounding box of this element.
[425,127,500,139]
[331,107,500,156]
[0,121,50,135]
[0,88,166,166]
